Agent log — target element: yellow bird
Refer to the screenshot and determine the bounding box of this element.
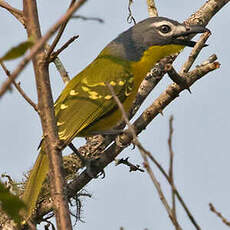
[23,17,208,218]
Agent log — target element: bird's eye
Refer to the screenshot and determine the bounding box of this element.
[159,25,171,33]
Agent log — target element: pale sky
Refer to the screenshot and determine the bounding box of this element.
[1,1,230,229]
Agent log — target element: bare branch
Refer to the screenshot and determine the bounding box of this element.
[53,57,71,85]
[168,116,177,223]
[142,154,182,230]
[0,1,22,15]
[72,15,104,23]
[166,64,191,93]
[132,61,219,134]
[145,150,201,230]
[180,31,211,73]
[199,54,217,66]
[0,1,25,25]
[0,62,38,112]
[209,203,230,227]
[127,0,136,24]
[49,35,79,62]
[46,0,76,59]
[115,157,144,172]
[187,0,230,26]
[146,0,158,17]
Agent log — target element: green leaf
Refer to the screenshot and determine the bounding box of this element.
[0,181,26,224]
[0,40,33,61]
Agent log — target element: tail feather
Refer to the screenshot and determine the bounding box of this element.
[22,145,49,219]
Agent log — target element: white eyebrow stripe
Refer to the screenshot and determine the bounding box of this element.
[150,20,174,28]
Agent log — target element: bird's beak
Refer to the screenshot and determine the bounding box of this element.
[172,24,210,47]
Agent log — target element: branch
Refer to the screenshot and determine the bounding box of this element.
[127,0,136,24]
[146,0,158,17]
[49,35,79,62]
[0,62,38,112]
[53,57,71,85]
[23,0,73,229]
[141,150,182,230]
[71,15,104,23]
[168,116,177,222]
[46,0,77,59]
[0,1,25,26]
[209,203,230,227]
[115,157,144,172]
[145,150,201,230]
[0,0,88,98]
[180,31,211,73]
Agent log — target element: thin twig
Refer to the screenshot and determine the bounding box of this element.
[209,203,230,226]
[166,64,191,93]
[127,0,136,24]
[146,0,158,17]
[71,15,104,23]
[0,1,23,15]
[168,116,177,223]
[166,30,211,93]
[50,35,79,62]
[180,31,211,74]
[45,42,71,84]
[115,157,144,172]
[53,57,71,85]
[0,1,25,25]
[198,54,217,67]
[46,0,76,59]
[0,0,87,97]
[107,83,182,230]
[146,150,201,230]
[0,62,38,111]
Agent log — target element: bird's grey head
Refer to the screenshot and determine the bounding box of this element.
[106,17,208,61]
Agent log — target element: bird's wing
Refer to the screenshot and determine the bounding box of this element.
[54,56,133,144]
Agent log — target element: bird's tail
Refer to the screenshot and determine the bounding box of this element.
[22,145,49,219]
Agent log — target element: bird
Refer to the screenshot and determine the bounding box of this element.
[22,16,208,219]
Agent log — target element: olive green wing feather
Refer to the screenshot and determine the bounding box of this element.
[55,55,133,144]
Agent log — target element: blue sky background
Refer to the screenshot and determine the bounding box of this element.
[1,1,230,229]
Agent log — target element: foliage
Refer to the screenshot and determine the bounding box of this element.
[0,40,33,61]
